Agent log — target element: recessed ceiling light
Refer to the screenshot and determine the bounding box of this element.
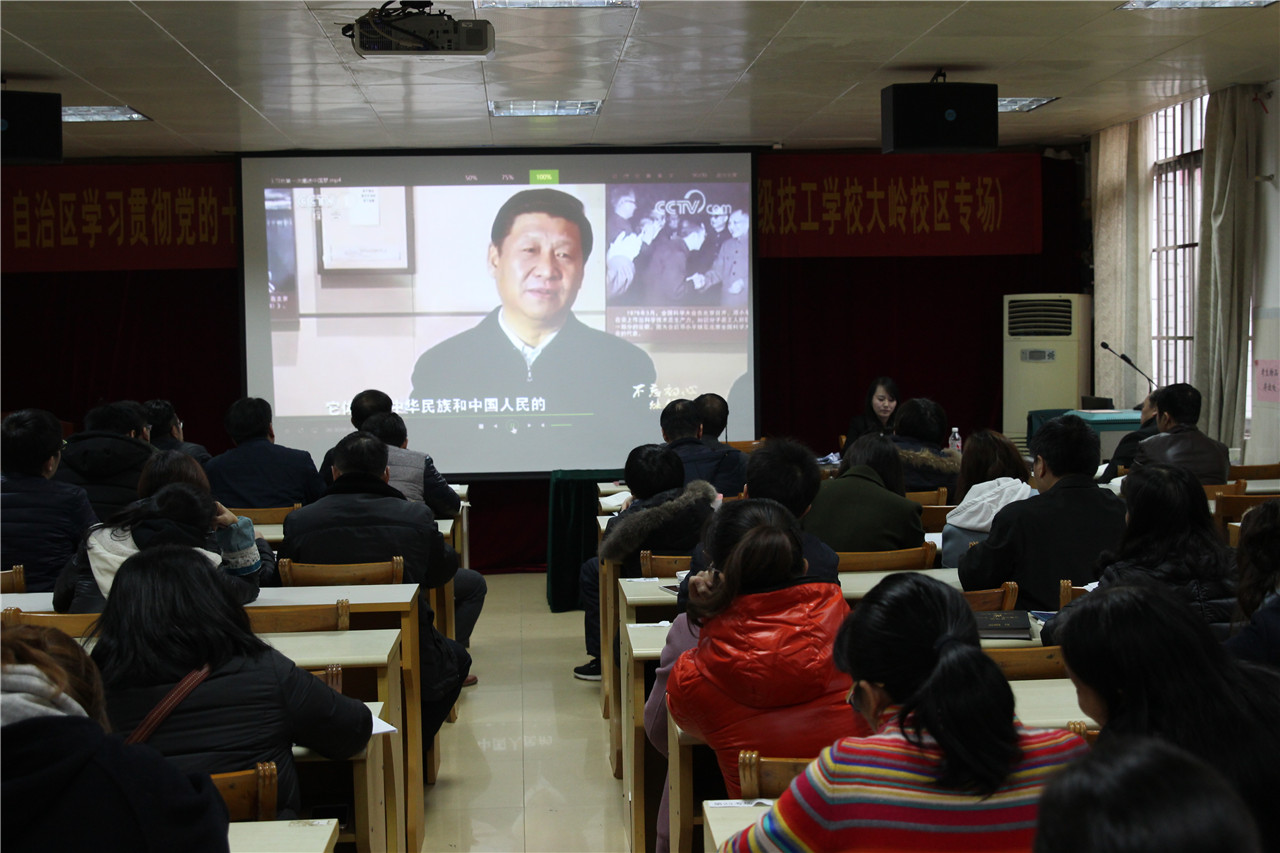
[998,97,1058,113]
[476,0,637,8]
[62,105,151,122]
[489,99,602,117]
[1118,0,1274,8]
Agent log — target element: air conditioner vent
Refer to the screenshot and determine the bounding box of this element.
[1007,298,1074,337]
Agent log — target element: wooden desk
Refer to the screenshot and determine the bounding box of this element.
[257,523,284,545]
[1011,678,1097,729]
[248,585,428,853]
[263,632,404,853]
[622,623,671,853]
[598,481,628,497]
[703,803,770,852]
[838,567,961,601]
[228,818,339,853]
[295,702,393,853]
[610,577,679,779]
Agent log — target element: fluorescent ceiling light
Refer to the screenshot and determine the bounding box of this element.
[489,99,602,116]
[62,105,150,122]
[1118,0,1274,8]
[998,97,1058,113]
[477,0,637,7]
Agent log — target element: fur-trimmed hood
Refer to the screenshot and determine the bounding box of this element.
[600,479,717,563]
[893,442,962,474]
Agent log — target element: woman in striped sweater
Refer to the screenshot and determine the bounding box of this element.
[724,572,1087,853]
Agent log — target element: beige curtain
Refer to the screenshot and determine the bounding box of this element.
[1194,85,1260,446]
[1091,118,1153,410]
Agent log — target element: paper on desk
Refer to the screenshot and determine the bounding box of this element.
[600,491,632,511]
[370,709,397,735]
[705,799,774,808]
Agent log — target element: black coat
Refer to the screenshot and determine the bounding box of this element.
[1097,552,1238,639]
[52,431,155,520]
[104,650,372,817]
[2,715,230,853]
[599,480,718,579]
[205,437,325,509]
[667,437,747,497]
[1099,417,1157,481]
[1133,424,1231,485]
[0,473,98,591]
[1226,594,1280,668]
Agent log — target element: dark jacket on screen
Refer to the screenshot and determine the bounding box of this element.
[0,473,98,591]
[52,431,155,520]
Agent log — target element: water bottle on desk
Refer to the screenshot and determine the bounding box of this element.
[948,428,962,453]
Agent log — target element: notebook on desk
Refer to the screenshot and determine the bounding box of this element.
[974,610,1033,640]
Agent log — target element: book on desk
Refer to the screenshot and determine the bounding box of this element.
[974,610,1033,640]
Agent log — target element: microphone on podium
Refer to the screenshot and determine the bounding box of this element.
[1099,342,1156,389]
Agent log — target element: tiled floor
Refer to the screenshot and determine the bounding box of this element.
[420,572,629,852]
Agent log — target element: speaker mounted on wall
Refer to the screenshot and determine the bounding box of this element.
[1,90,63,165]
[881,82,997,154]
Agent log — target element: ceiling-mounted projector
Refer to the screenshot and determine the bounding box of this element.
[344,1,495,59]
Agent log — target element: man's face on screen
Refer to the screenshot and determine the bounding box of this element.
[490,212,585,330]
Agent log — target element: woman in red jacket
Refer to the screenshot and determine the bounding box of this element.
[666,498,865,796]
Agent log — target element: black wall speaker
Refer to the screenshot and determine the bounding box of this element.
[881,83,997,154]
[1,91,63,165]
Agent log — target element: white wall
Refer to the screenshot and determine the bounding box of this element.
[1248,80,1280,465]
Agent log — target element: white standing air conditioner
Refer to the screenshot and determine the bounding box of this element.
[1002,294,1092,453]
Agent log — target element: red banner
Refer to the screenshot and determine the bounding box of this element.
[756,153,1042,258]
[1,162,239,272]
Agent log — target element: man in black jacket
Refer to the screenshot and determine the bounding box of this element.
[52,401,155,520]
[278,431,470,740]
[661,398,747,497]
[1100,393,1158,481]
[1132,383,1230,485]
[959,415,1127,612]
[205,397,325,509]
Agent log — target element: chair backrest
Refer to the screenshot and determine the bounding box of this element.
[738,750,814,799]
[918,505,955,534]
[247,600,351,633]
[964,582,1019,612]
[1068,720,1100,746]
[639,551,691,579]
[984,645,1068,680]
[0,608,99,637]
[210,761,278,821]
[277,557,404,587]
[1203,480,1247,501]
[727,440,763,454]
[905,487,948,505]
[225,504,301,525]
[307,663,343,693]
[1214,494,1280,535]
[835,542,936,573]
[0,565,26,594]
[1229,462,1280,481]
[1059,579,1089,610]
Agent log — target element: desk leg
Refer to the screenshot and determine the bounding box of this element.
[377,649,405,853]
[401,596,425,853]
[354,730,387,853]
[622,628,648,853]
[668,709,695,853]
[600,560,617,721]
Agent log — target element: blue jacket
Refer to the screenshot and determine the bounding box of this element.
[1,473,98,591]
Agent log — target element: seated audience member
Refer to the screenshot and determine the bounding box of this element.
[888,398,961,495]
[54,480,262,613]
[661,398,747,497]
[279,431,473,725]
[1099,393,1158,481]
[90,546,372,817]
[1035,737,1263,853]
[1,409,98,591]
[54,401,156,519]
[692,392,738,452]
[573,444,716,680]
[1,625,230,852]
[1054,583,1280,850]
[318,389,396,488]
[143,399,212,465]
[803,433,925,552]
[204,397,324,509]
[844,375,899,447]
[1131,382,1229,485]
[959,415,1126,611]
[360,411,461,518]
[724,572,1088,852]
[1225,499,1280,667]
[942,429,1034,568]
[1094,463,1235,637]
[667,500,864,797]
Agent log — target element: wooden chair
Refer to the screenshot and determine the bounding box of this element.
[210,761,278,821]
[225,504,301,525]
[918,505,955,534]
[1203,480,1247,501]
[1059,579,1088,610]
[639,551,691,579]
[905,487,948,505]
[984,645,1067,680]
[0,565,26,594]
[727,440,763,454]
[835,542,936,573]
[1215,494,1280,536]
[1229,462,1280,481]
[738,750,813,799]
[1068,720,1101,746]
[308,663,343,693]
[247,599,351,633]
[278,557,404,587]
[964,582,1019,612]
[0,608,99,637]
[1114,466,1128,478]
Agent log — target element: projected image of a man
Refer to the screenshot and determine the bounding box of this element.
[409,188,655,431]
